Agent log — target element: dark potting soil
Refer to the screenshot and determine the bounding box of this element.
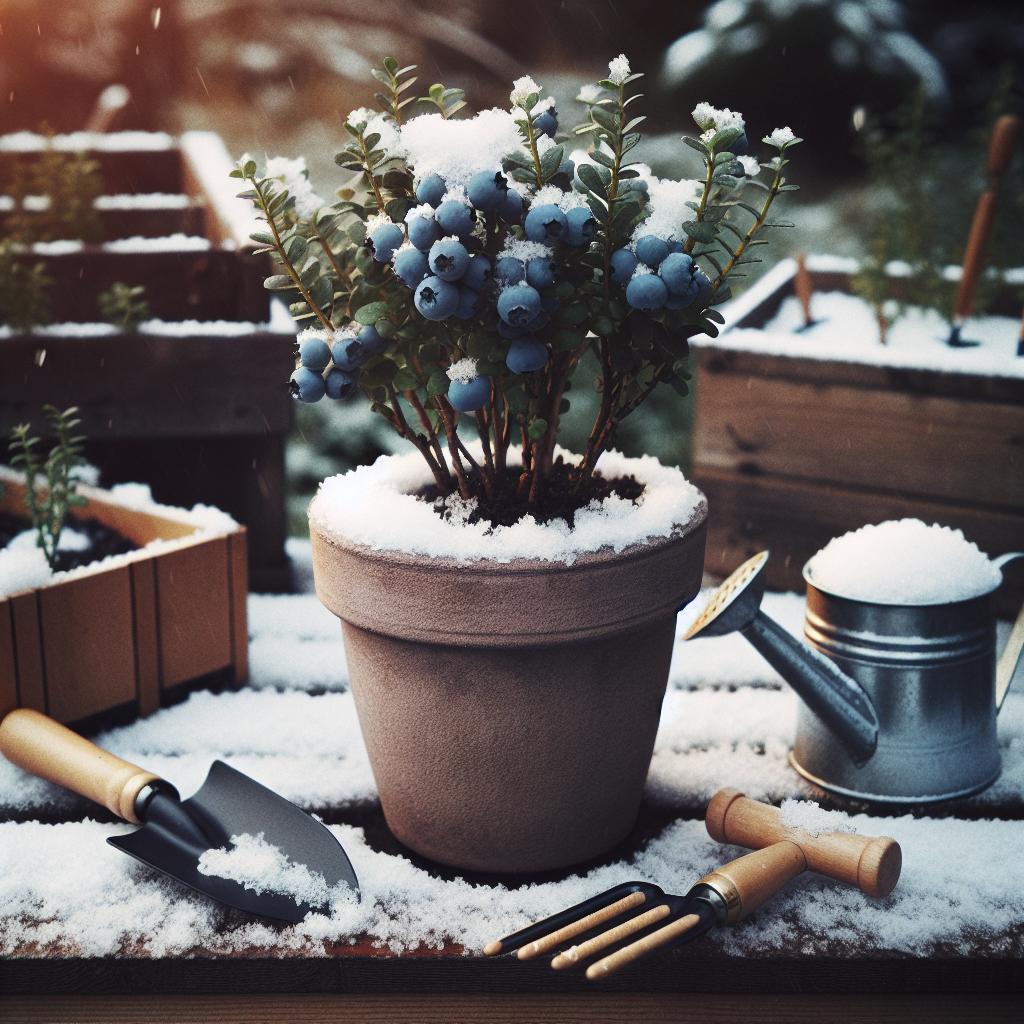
[0,511,138,573]
[420,458,645,530]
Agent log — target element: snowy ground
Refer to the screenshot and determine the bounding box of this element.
[1,538,1022,959]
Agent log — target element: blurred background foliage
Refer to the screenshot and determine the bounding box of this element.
[1,0,1020,532]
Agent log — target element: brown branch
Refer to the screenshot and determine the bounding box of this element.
[433,396,473,500]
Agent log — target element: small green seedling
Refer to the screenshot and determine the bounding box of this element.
[9,406,88,569]
[99,282,151,332]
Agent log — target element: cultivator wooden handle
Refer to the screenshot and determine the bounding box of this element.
[953,114,1021,323]
[705,788,901,898]
[0,708,165,824]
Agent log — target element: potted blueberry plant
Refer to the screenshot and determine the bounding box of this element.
[234,55,800,873]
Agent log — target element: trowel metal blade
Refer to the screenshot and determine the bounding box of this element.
[108,760,359,924]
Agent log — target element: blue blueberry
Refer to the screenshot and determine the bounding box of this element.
[497,284,542,326]
[729,131,749,155]
[664,286,699,309]
[448,375,491,412]
[619,178,649,195]
[668,239,685,254]
[297,334,331,372]
[609,248,638,283]
[415,173,446,207]
[393,246,429,287]
[358,323,388,358]
[454,287,480,320]
[428,237,470,282]
[414,275,459,321]
[290,366,325,403]
[534,108,557,138]
[368,222,404,263]
[565,207,597,247]
[558,157,575,180]
[494,256,525,285]
[325,367,358,400]
[506,338,549,374]
[331,334,366,372]
[435,200,475,238]
[524,203,567,243]
[525,256,555,289]
[693,268,715,309]
[625,274,669,311]
[407,212,439,251]
[658,252,697,296]
[466,170,509,212]
[634,235,670,269]
[461,254,492,291]
[499,190,524,223]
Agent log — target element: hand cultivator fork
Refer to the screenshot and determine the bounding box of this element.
[485,789,901,980]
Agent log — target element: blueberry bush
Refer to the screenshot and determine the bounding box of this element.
[233,55,801,516]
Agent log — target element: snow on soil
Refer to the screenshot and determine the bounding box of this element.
[309,448,705,564]
[0,471,238,598]
[0,316,294,340]
[2,549,1022,958]
[806,519,1003,605]
[702,288,1023,379]
[0,130,174,152]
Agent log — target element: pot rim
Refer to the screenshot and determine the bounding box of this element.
[311,498,708,577]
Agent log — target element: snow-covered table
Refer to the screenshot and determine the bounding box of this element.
[2,542,1022,1021]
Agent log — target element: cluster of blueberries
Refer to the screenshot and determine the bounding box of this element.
[289,325,387,404]
[290,155,712,409]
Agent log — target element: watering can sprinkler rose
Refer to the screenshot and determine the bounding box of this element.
[236,55,802,873]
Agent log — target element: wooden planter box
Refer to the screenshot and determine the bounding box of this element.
[691,256,1024,613]
[0,475,247,727]
[0,131,295,591]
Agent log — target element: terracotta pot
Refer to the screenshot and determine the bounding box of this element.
[311,506,707,874]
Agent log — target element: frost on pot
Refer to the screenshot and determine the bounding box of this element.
[232,54,802,525]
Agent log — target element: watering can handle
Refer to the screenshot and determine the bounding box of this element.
[994,552,1024,711]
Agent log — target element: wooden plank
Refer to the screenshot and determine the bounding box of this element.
[693,371,1024,508]
[131,559,161,717]
[693,467,1024,615]
[0,149,183,194]
[9,591,45,711]
[38,568,136,723]
[695,346,1024,404]
[13,248,269,322]
[228,530,250,685]
[0,600,17,715]
[1,992,1019,1024]
[156,538,233,688]
[0,203,203,241]
[0,332,294,439]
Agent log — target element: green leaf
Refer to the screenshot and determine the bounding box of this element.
[682,221,718,243]
[354,302,388,325]
[393,368,419,390]
[540,144,565,181]
[264,275,294,291]
[527,418,548,441]
[426,370,449,396]
[577,163,608,198]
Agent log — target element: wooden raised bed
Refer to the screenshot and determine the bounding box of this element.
[0,475,247,727]
[0,131,295,591]
[691,256,1024,612]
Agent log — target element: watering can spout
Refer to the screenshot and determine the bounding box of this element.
[992,552,1024,712]
[684,552,879,765]
[741,613,879,764]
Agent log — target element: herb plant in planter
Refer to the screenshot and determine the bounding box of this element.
[237,55,800,872]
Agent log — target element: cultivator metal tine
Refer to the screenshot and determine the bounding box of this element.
[583,898,718,981]
[484,881,664,959]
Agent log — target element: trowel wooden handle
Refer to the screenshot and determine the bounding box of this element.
[0,708,163,824]
[706,789,901,899]
[954,115,1021,321]
[698,840,807,923]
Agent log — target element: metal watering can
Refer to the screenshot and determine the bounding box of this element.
[685,551,1024,802]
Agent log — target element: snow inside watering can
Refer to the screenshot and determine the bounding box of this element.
[686,521,1024,802]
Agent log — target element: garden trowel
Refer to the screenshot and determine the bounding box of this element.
[0,708,359,923]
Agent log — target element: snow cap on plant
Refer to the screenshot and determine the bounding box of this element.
[446,357,479,384]
[763,126,797,147]
[264,155,324,219]
[737,156,760,176]
[607,54,631,85]
[691,102,745,142]
[576,83,603,104]
[510,76,541,108]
